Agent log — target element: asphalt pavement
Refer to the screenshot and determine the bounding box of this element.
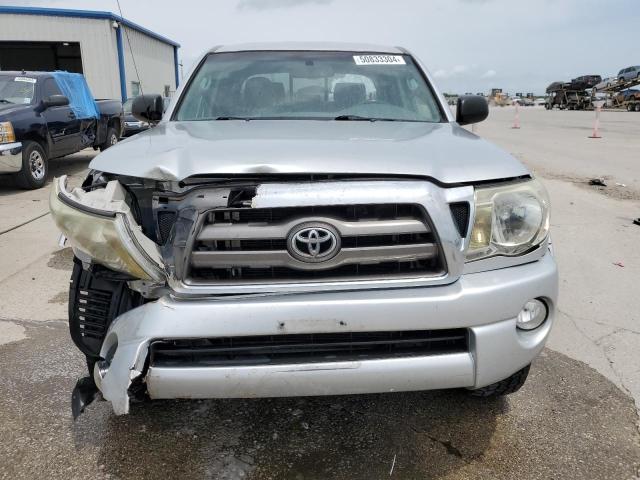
[1,316,638,480]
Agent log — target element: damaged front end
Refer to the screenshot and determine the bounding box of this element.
[51,172,496,417]
[50,173,258,416]
[51,175,167,417]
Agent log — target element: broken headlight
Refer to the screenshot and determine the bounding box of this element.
[466,179,550,261]
[50,176,164,281]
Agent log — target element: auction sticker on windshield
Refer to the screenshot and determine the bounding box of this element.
[14,77,36,83]
[353,55,406,65]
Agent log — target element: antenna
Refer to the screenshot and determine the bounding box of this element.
[115,0,144,96]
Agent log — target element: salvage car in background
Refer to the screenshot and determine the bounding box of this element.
[0,71,122,188]
[50,43,557,417]
[614,89,640,111]
[568,75,601,91]
[618,65,640,83]
[594,76,617,90]
[615,88,640,103]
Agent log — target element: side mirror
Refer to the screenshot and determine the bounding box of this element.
[132,94,163,124]
[456,95,489,126]
[42,95,70,109]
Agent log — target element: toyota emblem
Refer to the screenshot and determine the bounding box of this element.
[287,222,341,263]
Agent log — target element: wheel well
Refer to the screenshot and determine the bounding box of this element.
[109,117,121,136]
[20,133,48,157]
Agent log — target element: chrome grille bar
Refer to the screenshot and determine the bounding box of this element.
[198,217,430,241]
[191,244,437,270]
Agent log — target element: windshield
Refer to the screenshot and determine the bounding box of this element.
[174,51,443,122]
[0,75,36,104]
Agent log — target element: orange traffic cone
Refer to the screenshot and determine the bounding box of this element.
[512,102,521,129]
[589,105,602,138]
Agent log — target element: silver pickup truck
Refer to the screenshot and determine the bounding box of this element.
[50,43,557,417]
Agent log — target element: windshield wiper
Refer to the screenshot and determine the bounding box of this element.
[0,99,13,104]
[214,116,251,121]
[333,115,410,122]
[334,114,376,121]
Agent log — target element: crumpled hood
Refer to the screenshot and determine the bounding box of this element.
[91,120,528,184]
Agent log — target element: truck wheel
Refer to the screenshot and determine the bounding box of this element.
[627,104,634,112]
[99,127,119,151]
[14,140,48,190]
[469,365,530,398]
[635,104,640,112]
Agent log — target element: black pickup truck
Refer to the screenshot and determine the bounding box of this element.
[0,71,123,189]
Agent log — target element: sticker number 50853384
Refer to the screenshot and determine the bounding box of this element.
[353,55,406,66]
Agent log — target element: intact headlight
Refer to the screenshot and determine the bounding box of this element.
[466,179,550,261]
[0,122,16,144]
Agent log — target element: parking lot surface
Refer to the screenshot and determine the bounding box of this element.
[1,108,640,479]
[1,321,638,480]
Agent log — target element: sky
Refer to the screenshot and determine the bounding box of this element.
[1,0,639,95]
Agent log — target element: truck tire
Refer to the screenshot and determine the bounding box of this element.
[99,126,119,151]
[469,365,530,398]
[635,103,640,112]
[14,140,48,190]
[627,104,634,112]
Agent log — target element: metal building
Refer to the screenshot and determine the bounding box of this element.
[0,6,180,102]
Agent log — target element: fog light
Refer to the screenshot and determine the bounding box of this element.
[516,299,548,330]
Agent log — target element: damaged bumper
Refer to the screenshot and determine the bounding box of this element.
[96,252,557,415]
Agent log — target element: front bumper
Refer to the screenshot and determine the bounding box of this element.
[96,252,557,415]
[123,124,149,137]
[0,142,22,173]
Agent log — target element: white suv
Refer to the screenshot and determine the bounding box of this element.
[618,65,640,82]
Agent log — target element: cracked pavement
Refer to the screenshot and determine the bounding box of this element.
[2,108,640,479]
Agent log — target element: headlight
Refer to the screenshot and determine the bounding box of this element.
[50,176,164,281]
[466,179,550,261]
[0,122,16,144]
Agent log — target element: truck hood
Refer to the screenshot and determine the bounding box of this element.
[91,120,529,184]
[0,103,30,117]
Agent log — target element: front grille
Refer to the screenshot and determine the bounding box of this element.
[186,204,445,284]
[149,329,468,367]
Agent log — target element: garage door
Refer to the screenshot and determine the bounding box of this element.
[0,41,82,73]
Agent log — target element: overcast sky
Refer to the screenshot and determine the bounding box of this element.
[2,0,638,94]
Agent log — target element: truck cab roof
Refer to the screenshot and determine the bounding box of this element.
[212,42,405,54]
[0,71,55,78]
